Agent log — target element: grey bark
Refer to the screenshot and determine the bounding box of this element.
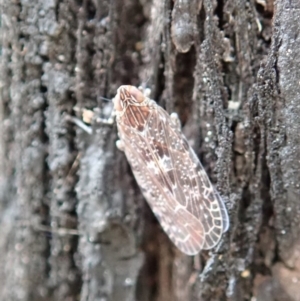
[0,0,300,301]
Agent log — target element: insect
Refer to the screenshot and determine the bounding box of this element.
[113,85,229,255]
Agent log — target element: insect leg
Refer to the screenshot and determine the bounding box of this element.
[95,116,115,125]
[93,107,115,125]
[65,115,93,135]
[170,112,182,130]
[116,140,125,151]
[138,86,151,97]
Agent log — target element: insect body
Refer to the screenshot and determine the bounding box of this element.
[113,86,229,255]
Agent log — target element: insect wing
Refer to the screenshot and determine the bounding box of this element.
[119,130,206,255]
[117,102,229,255]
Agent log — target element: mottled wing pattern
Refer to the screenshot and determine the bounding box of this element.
[117,102,229,255]
[119,130,205,255]
[151,107,230,242]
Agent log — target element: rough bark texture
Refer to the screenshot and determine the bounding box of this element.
[0,0,299,300]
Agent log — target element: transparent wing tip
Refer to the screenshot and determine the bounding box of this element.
[214,190,230,233]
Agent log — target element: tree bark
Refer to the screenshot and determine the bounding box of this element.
[0,0,299,300]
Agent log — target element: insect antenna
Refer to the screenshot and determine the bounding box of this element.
[99,96,112,102]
